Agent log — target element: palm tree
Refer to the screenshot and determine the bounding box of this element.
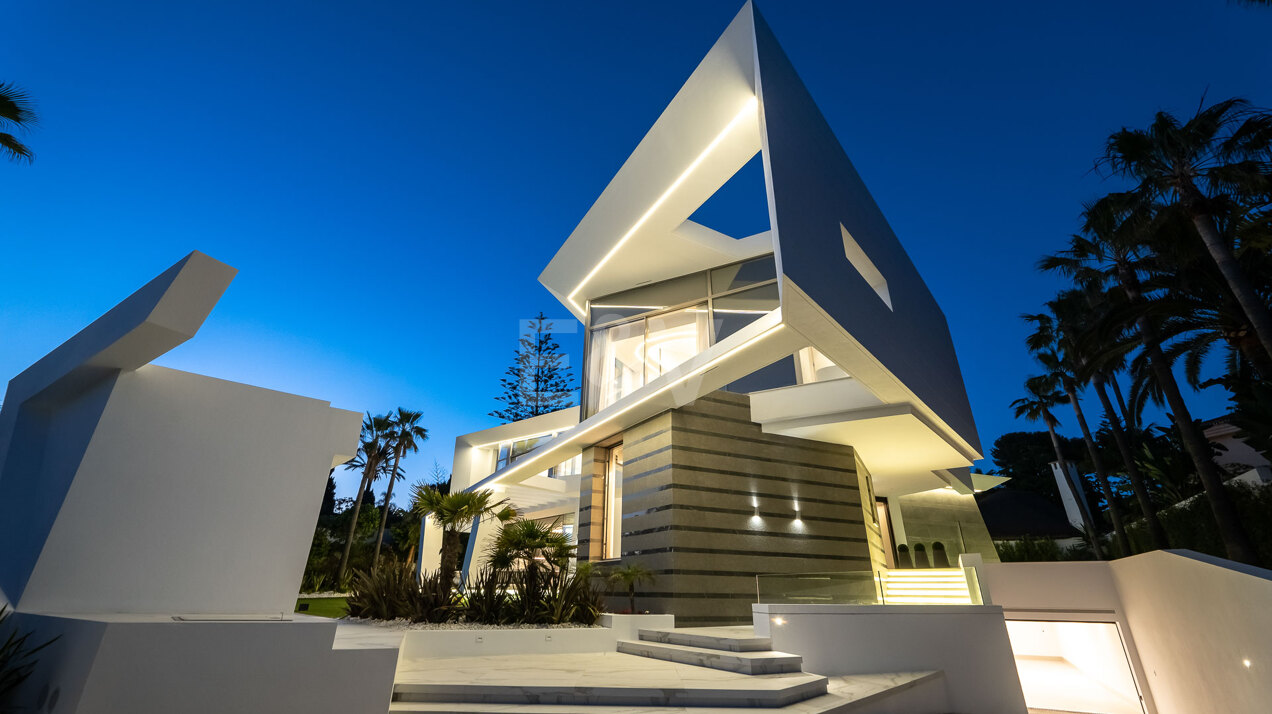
[411,486,516,586]
[606,563,656,614]
[1011,377,1105,558]
[1056,284,1170,550]
[488,517,575,611]
[1023,308,1130,555]
[372,408,429,569]
[1043,196,1258,564]
[1102,97,1272,365]
[0,82,36,163]
[338,413,393,580]
[1148,206,1272,382]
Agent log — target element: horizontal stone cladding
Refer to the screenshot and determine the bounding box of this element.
[613,391,870,625]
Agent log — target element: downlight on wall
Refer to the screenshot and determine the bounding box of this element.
[568,97,760,313]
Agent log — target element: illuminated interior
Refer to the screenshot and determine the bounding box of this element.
[1007,620,1145,714]
[585,255,779,415]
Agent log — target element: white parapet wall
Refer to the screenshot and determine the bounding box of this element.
[753,603,1028,714]
[1106,551,1272,714]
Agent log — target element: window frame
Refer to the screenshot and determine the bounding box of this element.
[582,255,780,416]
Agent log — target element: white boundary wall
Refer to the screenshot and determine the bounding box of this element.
[753,603,1027,714]
[980,549,1272,714]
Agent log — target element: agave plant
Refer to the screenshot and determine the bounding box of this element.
[462,566,513,625]
[346,560,454,623]
[0,606,57,705]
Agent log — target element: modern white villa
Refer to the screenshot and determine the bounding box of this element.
[2,4,1270,714]
[427,1,1003,627]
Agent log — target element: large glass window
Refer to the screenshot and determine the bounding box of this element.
[588,320,645,413]
[590,273,708,327]
[643,304,710,381]
[712,283,779,342]
[494,433,576,475]
[710,255,776,293]
[584,255,779,415]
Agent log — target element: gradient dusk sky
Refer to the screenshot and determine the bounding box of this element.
[4,1,1270,503]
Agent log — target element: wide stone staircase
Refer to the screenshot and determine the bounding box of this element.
[389,626,943,712]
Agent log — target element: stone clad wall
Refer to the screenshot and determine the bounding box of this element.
[616,391,872,624]
[893,488,999,565]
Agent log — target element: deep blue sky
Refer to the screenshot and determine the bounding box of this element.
[4,1,1270,504]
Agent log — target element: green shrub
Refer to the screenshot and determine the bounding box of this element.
[346,560,453,622]
[1125,481,1272,563]
[995,536,1095,562]
[541,562,604,626]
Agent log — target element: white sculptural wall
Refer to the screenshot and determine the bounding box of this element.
[19,364,359,615]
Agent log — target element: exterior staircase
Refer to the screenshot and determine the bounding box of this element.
[880,568,976,605]
[390,625,944,713]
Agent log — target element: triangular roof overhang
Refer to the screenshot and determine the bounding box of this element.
[524,3,984,494]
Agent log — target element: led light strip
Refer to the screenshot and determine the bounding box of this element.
[567,96,760,314]
[470,430,562,450]
[475,322,786,489]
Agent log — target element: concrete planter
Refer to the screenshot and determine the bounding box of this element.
[598,613,675,640]
[401,626,616,659]
[399,614,676,660]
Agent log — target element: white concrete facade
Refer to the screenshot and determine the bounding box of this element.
[464,1,983,504]
[440,3,995,594]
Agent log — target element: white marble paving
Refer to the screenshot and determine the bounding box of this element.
[388,672,942,713]
[393,651,826,707]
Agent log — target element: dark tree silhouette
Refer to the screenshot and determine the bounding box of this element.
[491,313,576,423]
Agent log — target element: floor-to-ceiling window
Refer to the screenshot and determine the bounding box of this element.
[584,255,779,416]
[601,445,624,560]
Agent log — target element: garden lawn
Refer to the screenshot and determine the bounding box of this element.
[295,597,348,619]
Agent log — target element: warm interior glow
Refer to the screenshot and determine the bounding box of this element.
[568,97,760,313]
[880,568,975,605]
[477,323,786,488]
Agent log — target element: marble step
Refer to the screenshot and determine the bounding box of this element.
[388,671,944,713]
[617,639,803,675]
[392,673,828,708]
[637,626,772,652]
[388,692,856,712]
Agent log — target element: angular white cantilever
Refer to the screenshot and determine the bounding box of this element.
[0,251,360,615]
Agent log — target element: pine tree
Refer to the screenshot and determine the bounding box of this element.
[490,312,576,423]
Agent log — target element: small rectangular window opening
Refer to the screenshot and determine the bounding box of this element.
[840,223,892,310]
